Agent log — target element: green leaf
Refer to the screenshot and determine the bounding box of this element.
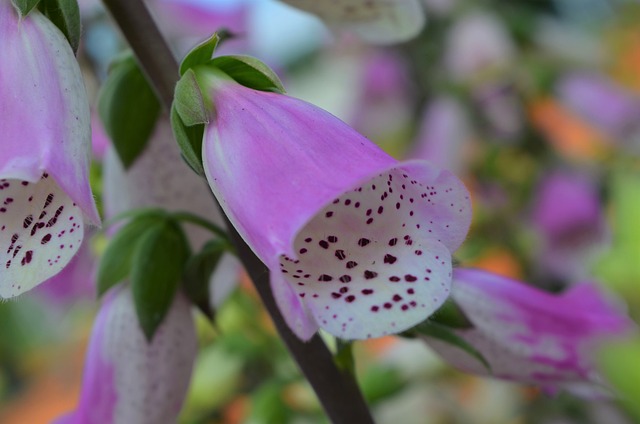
[98,54,161,169]
[413,321,491,372]
[359,366,405,404]
[37,0,81,54]
[429,299,473,329]
[179,32,224,76]
[170,105,205,176]
[183,239,227,321]
[11,0,41,17]
[174,68,210,126]
[334,339,355,374]
[96,214,165,296]
[210,55,286,94]
[131,220,191,341]
[598,337,640,421]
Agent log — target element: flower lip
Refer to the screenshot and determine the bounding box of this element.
[276,161,471,339]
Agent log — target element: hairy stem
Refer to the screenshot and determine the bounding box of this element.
[101,1,374,422]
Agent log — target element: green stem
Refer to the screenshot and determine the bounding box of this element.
[171,211,229,240]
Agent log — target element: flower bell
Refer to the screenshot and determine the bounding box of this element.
[279,0,425,44]
[0,1,99,299]
[423,269,633,397]
[200,74,472,340]
[55,287,197,424]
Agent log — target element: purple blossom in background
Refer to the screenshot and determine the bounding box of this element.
[410,96,472,174]
[424,269,633,397]
[202,76,472,340]
[278,0,426,44]
[55,287,197,424]
[556,72,640,141]
[532,171,606,282]
[0,1,99,299]
[349,51,412,143]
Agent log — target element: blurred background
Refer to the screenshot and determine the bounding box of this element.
[1,0,640,422]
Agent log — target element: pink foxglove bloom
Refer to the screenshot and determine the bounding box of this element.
[556,72,640,141]
[202,77,472,340]
[443,11,515,84]
[0,2,99,299]
[411,96,472,174]
[424,269,633,396]
[56,287,197,424]
[531,171,606,282]
[279,0,426,44]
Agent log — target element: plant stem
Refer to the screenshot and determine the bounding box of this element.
[101,1,374,422]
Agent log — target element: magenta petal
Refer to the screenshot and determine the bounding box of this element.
[0,2,98,298]
[203,80,471,339]
[423,269,633,395]
[61,287,197,424]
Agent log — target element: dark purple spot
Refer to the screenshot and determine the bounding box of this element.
[364,270,378,279]
[23,215,33,228]
[377,206,383,214]
[362,289,374,295]
[388,238,397,246]
[383,303,392,309]
[358,238,370,247]
[414,250,422,255]
[318,274,333,282]
[41,234,52,245]
[305,237,312,243]
[371,306,379,312]
[407,288,415,295]
[393,294,403,302]
[335,250,346,260]
[299,248,307,254]
[404,275,417,282]
[331,293,342,299]
[325,211,334,218]
[345,295,355,303]
[384,254,397,264]
[366,218,374,225]
[327,235,338,243]
[44,193,54,208]
[319,240,329,249]
[346,261,358,269]
[339,275,352,283]
[339,287,349,294]
[389,276,401,282]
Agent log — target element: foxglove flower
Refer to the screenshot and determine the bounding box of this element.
[423,269,632,396]
[202,77,472,340]
[532,171,607,282]
[557,72,640,141]
[411,96,472,174]
[279,0,426,44]
[0,1,99,299]
[56,287,197,424]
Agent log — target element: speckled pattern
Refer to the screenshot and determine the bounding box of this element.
[0,174,83,299]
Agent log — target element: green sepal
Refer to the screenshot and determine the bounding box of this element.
[179,31,228,76]
[409,321,491,372]
[183,239,228,321]
[170,104,205,176]
[174,68,210,126]
[359,366,405,404]
[131,219,191,342]
[11,0,41,17]
[210,55,286,94]
[37,0,81,54]
[96,213,166,297]
[98,53,161,169]
[429,298,473,329]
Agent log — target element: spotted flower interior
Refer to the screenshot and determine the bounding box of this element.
[279,168,469,339]
[0,173,84,298]
[282,0,389,22]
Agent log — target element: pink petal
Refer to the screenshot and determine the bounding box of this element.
[0,2,98,297]
[203,80,472,339]
[60,287,197,424]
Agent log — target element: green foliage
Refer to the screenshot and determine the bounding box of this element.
[598,338,640,421]
[210,55,286,94]
[98,53,161,169]
[179,32,225,76]
[11,0,40,17]
[359,366,405,404]
[170,105,205,176]
[174,69,210,126]
[183,239,228,321]
[38,0,81,53]
[96,213,166,296]
[410,321,491,372]
[131,219,191,341]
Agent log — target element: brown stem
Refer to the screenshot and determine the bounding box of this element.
[100,1,374,422]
